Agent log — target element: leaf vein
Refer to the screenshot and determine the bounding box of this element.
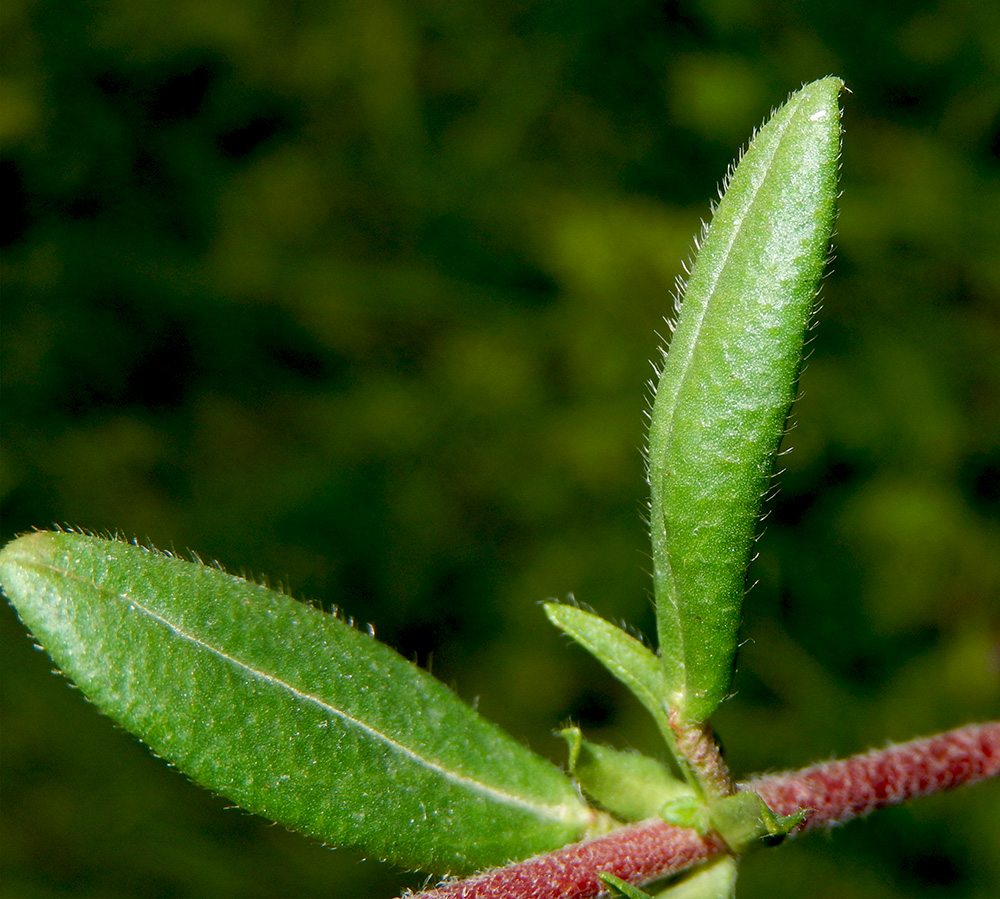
[122,591,577,823]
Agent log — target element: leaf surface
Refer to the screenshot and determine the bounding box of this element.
[561,727,692,822]
[647,77,843,723]
[0,531,594,873]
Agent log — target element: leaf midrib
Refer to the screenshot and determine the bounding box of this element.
[655,98,800,705]
[33,555,583,825]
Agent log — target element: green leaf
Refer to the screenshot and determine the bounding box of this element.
[544,602,674,743]
[601,862,739,899]
[600,873,658,899]
[560,727,693,821]
[655,857,738,899]
[647,77,843,723]
[0,531,595,874]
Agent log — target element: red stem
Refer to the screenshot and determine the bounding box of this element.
[410,721,1000,899]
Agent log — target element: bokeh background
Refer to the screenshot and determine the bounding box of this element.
[2,1,998,897]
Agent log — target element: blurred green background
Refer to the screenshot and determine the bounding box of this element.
[2,1,998,897]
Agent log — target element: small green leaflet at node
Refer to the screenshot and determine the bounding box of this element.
[647,77,843,724]
[0,532,597,874]
[544,602,676,750]
[660,795,711,834]
[659,790,803,854]
[707,791,806,853]
[560,727,693,822]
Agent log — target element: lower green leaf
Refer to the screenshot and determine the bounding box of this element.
[0,531,595,874]
[601,860,739,899]
[600,873,658,899]
[655,857,738,899]
[561,727,693,822]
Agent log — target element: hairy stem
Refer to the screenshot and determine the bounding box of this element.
[669,711,733,799]
[409,722,999,899]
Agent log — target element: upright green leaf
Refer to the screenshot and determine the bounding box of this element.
[0,531,595,874]
[648,77,843,723]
